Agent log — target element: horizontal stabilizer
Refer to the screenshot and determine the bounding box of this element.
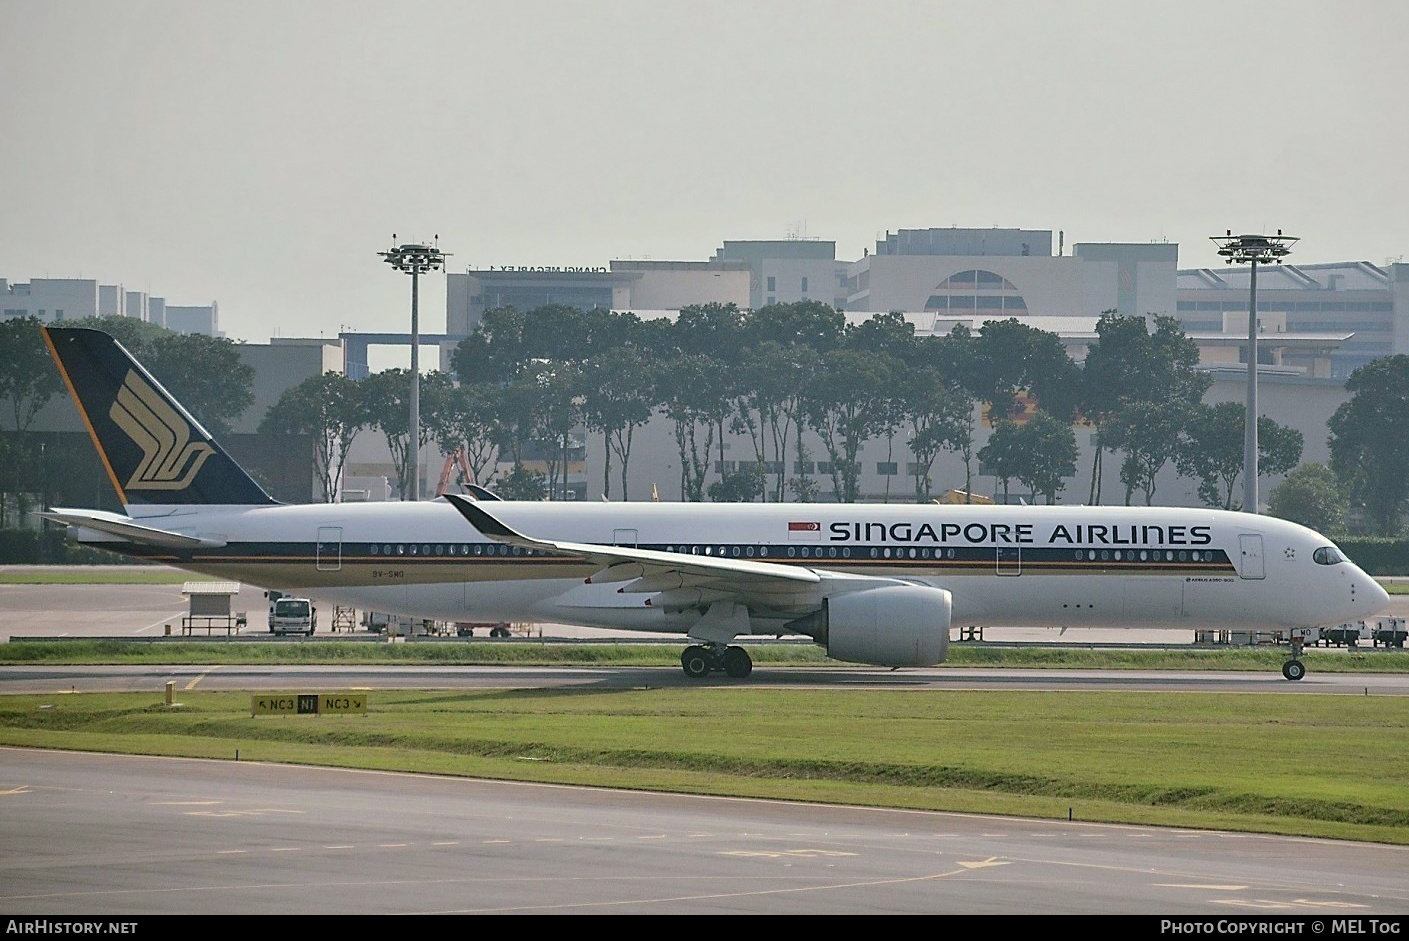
[39,509,226,549]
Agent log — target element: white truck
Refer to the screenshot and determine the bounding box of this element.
[267,593,317,636]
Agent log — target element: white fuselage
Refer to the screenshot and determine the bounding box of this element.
[89,501,1388,636]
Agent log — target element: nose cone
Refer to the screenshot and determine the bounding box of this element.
[1364,574,1391,615]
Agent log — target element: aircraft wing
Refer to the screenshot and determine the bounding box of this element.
[443,494,844,619]
[445,494,820,586]
[39,508,226,549]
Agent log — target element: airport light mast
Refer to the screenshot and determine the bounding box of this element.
[379,236,448,501]
[1210,231,1297,514]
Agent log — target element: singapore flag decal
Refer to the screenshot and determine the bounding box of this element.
[788,521,822,541]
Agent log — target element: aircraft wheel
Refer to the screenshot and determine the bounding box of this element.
[722,646,753,678]
[1282,659,1306,681]
[681,645,711,678]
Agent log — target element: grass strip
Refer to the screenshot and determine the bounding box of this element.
[2,639,1407,672]
[2,688,1405,845]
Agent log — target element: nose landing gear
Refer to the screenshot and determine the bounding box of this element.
[680,644,753,679]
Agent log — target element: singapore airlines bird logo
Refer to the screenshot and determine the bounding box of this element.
[109,370,214,490]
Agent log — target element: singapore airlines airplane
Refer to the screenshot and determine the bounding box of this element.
[39,327,1388,681]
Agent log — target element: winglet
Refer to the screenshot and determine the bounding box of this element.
[443,493,523,541]
[465,484,502,501]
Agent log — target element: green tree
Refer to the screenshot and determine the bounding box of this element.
[361,369,452,500]
[1104,399,1192,506]
[675,302,747,359]
[451,307,527,384]
[901,367,975,502]
[1080,312,1210,505]
[980,412,1077,505]
[259,372,369,503]
[788,440,820,503]
[1013,411,1079,504]
[0,316,63,435]
[424,383,502,492]
[707,465,765,503]
[1268,464,1347,535]
[806,349,898,503]
[70,317,255,437]
[969,318,1081,423]
[493,464,547,501]
[0,317,64,524]
[659,354,730,502]
[1176,402,1304,510]
[736,303,836,501]
[1329,356,1409,535]
[977,420,1024,504]
[525,362,584,502]
[850,316,917,504]
[143,333,256,438]
[743,300,846,353]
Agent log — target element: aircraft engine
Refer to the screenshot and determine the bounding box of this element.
[792,585,951,668]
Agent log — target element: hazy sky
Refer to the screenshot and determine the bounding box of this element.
[3,0,1406,347]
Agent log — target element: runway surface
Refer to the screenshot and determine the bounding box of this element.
[4,662,1409,695]
[3,572,1408,915]
[1,747,1405,916]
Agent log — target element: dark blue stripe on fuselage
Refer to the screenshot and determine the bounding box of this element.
[108,540,1236,572]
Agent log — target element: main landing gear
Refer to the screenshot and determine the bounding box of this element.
[1282,634,1307,682]
[680,644,753,679]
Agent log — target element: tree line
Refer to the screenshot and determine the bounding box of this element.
[264,302,1307,512]
[6,306,1409,534]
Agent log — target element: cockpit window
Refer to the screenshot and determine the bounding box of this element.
[1313,547,1344,565]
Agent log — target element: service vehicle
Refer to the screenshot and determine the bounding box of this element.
[269,595,317,636]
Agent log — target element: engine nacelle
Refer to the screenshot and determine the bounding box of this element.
[811,585,951,667]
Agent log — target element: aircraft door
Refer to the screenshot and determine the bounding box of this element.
[996,545,1021,576]
[316,526,343,572]
[1238,534,1265,580]
[613,529,639,547]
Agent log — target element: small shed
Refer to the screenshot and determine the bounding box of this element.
[180,581,245,635]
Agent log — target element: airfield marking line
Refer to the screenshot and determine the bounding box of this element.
[185,667,219,690]
[136,612,184,635]
[153,800,221,805]
[428,866,981,913]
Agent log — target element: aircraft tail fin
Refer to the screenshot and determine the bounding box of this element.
[42,327,277,508]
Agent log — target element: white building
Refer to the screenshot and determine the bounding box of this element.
[844,228,1178,320]
[0,275,220,337]
[1176,261,1409,380]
